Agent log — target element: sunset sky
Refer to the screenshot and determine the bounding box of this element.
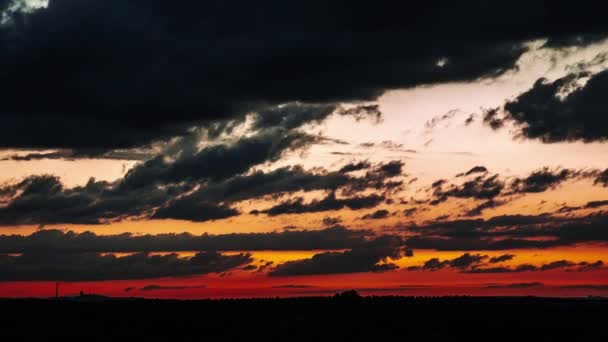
[1,0,607,298]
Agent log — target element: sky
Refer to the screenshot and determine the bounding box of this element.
[0,0,608,298]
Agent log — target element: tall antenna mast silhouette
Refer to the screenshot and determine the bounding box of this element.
[55,282,59,299]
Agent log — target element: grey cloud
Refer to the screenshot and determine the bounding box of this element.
[362,209,390,220]
[269,235,404,276]
[485,69,608,143]
[489,254,515,263]
[0,175,172,225]
[321,216,342,226]
[0,226,374,253]
[339,161,372,173]
[409,253,604,274]
[5,1,589,151]
[256,192,385,216]
[404,212,608,250]
[151,201,239,222]
[120,128,321,189]
[0,250,252,281]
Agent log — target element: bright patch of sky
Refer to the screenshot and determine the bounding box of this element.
[1,0,48,25]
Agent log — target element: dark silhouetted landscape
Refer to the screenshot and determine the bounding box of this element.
[1,293,607,338]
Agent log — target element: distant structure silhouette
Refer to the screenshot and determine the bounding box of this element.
[333,290,362,301]
[55,282,59,299]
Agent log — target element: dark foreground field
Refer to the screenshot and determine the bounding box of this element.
[1,295,606,338]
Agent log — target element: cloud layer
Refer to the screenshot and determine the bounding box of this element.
[0,1,606,151]
[0,250,252,281]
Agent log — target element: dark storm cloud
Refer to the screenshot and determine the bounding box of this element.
[403,212,608,250]
[464,114,476,126]
[1,149,155,161]
[341,160,405,195]
[433,214,450,221]
[2,1,606,151]
[0,103,349,163]
[255,261,274,273]
[0,120,400,226]
[0,226,374,253]
[404,247,414,257]
[403,208,418,218]
[508,168,581,194]
[483,214,556,226]
[465,200,504,217]
[539,260,576,270]
[449,253,488,269]
[419,258,448,271]
[431,179,447,188]
[376,161,404,178]
[574,260,605,271]
[0,156,405,224]
[595,169,608,186]
[119,128,321,189]
[180,165,353,205]
[338,161,372,174]
[482,108,506,130]
[151,201,239,222]
[424,109,459,132]
[555,199,608,213]
[250,103,337,131]
[464,260,605,273]
[485,69,608,143]
[0,175,172,225]
[0,250,252,281]
[406,236,563,251]
[321,216,342,226]
[256,192,385,216]
[362,209,390,220]
[430,173,504,205]
[489,254,515,263]
[269,235,404,276]
[235,161,403,217]
[403,213,556,237]
[585,200,608,209]
[359,142,376,148]
[336,105,383,123]
[416,253,488,271]
[410,253,604,273]
[428,167,600,216]
[463,166,488,177]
